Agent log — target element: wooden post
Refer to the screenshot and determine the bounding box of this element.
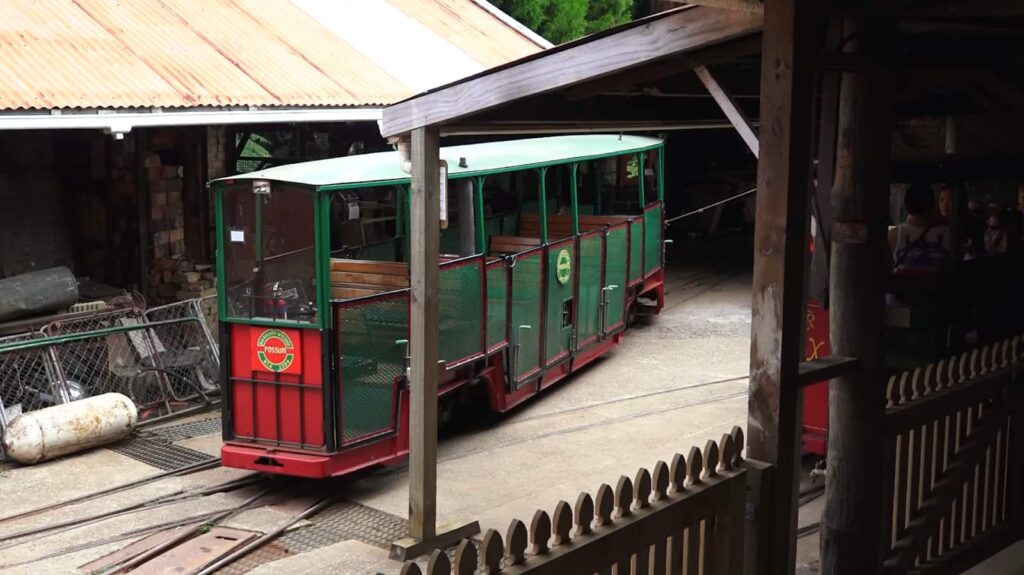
[391,128,480,561]
[408,125,441,544]
[746,0,819,573]
[821,16,894,575]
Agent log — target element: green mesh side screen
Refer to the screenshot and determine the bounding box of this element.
[486,262,508,349]
[644,205,662,275]
[545,242,575,363]
[504,212,519,235]
[338,295,408,444]
[576,234,603,345]
[440,226,462,255]
[484,215,503,241]
[338,239,398,262]
[510,252,542,382]
[605,226,628,329]
[439,260,484,364]
[629,220,644,283]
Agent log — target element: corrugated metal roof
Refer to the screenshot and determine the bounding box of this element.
[0,0,544,111]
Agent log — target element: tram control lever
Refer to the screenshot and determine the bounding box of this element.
[511,325,531,381]
[600,285,618,336]
[396,339,410,384]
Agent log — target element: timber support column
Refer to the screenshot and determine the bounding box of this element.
[391,127,479,561]
[821,16,894,574]
[746,0,819,573]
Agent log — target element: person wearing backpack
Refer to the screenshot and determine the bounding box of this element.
[888,183,954,276]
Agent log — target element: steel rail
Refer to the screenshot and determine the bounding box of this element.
[194,495,336,575]
[0,457,220,525]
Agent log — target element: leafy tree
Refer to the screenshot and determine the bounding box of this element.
[492,0,636,44]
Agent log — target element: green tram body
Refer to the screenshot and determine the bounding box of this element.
[212,135,667,478]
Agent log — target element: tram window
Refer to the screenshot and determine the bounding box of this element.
[578,155,641,215]
[480,170,539,240]
[329,186,401,262]
[643,150,659,206]
[222,183,317,324]
[545,165,574,239]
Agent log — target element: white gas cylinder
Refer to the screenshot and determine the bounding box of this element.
[1,393,137,464]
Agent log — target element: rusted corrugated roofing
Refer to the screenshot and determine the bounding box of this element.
[0,0,544,111]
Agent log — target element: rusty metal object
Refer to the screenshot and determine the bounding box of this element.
[0,267,78,323]
[1,392,136,464]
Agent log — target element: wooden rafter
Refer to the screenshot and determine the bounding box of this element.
[666,0,763,12]
[695,65,760,156]
[380,7,762,137]
[563,35,763,102]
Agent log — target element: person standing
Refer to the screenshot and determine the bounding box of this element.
[888,183,954,275]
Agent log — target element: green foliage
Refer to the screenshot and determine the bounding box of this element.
[492,0,636,44]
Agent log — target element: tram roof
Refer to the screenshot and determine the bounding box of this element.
[216,134,662,190]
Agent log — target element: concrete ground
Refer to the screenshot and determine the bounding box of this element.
[0,238,763,574]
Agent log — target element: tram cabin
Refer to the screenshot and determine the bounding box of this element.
[211,135,668,478]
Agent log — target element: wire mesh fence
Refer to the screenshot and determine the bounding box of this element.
[0,297,221,461]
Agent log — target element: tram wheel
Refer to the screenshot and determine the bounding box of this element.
[438,394,457,428]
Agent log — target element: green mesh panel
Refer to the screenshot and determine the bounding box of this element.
[503,212,519,235]
[439,262,483,364]
[338,297,408,443]
[644,206,662,275]
[605,227,628,329]
[510,253,542,381]
[486,264,507,348]
[545,243,575,363]
[440,226,462,255]
[629,220,643,283]
[485,215,503,238]
[576,234,602,345]
[351,240,398,262]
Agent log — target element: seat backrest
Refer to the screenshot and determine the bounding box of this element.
[489,235,541,255]
[330,259,409,300]
[519,213,631,239]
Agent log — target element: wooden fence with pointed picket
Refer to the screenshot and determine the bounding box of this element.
[881,334,1024,574]
[399,426,750,575]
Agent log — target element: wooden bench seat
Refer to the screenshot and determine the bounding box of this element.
[489,235,541,255]
[518,213,630,239]
[330,258,408,299]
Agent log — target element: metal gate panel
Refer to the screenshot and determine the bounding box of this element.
[439,257,484,366]
[643,203,663,276]
[576,232,603,348]
[545,239,575,365]
[486,259,509,352]
[629,219,644,285]
[510,248,543,384]
[605,224,629,333]
[336,292,407,445]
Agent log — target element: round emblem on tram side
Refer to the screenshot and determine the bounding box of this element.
[556,248,572,285]
[256,328,296,372]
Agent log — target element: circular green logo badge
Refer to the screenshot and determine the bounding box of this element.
[256,328,295,372]
[556,249,572,285]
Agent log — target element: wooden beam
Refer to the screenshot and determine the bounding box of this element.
[848,0,1024,18]
[407,125,441,543]
[562,35,764,101]
[821,15,894,575]
[381,7,762,137]
[746,0,819,573]
[796,356,861,388]
[666,0,763,12]
[441,120,738,136]
[695,65,760,156]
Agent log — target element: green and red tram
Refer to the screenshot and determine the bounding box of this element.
[211,135,667,478]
